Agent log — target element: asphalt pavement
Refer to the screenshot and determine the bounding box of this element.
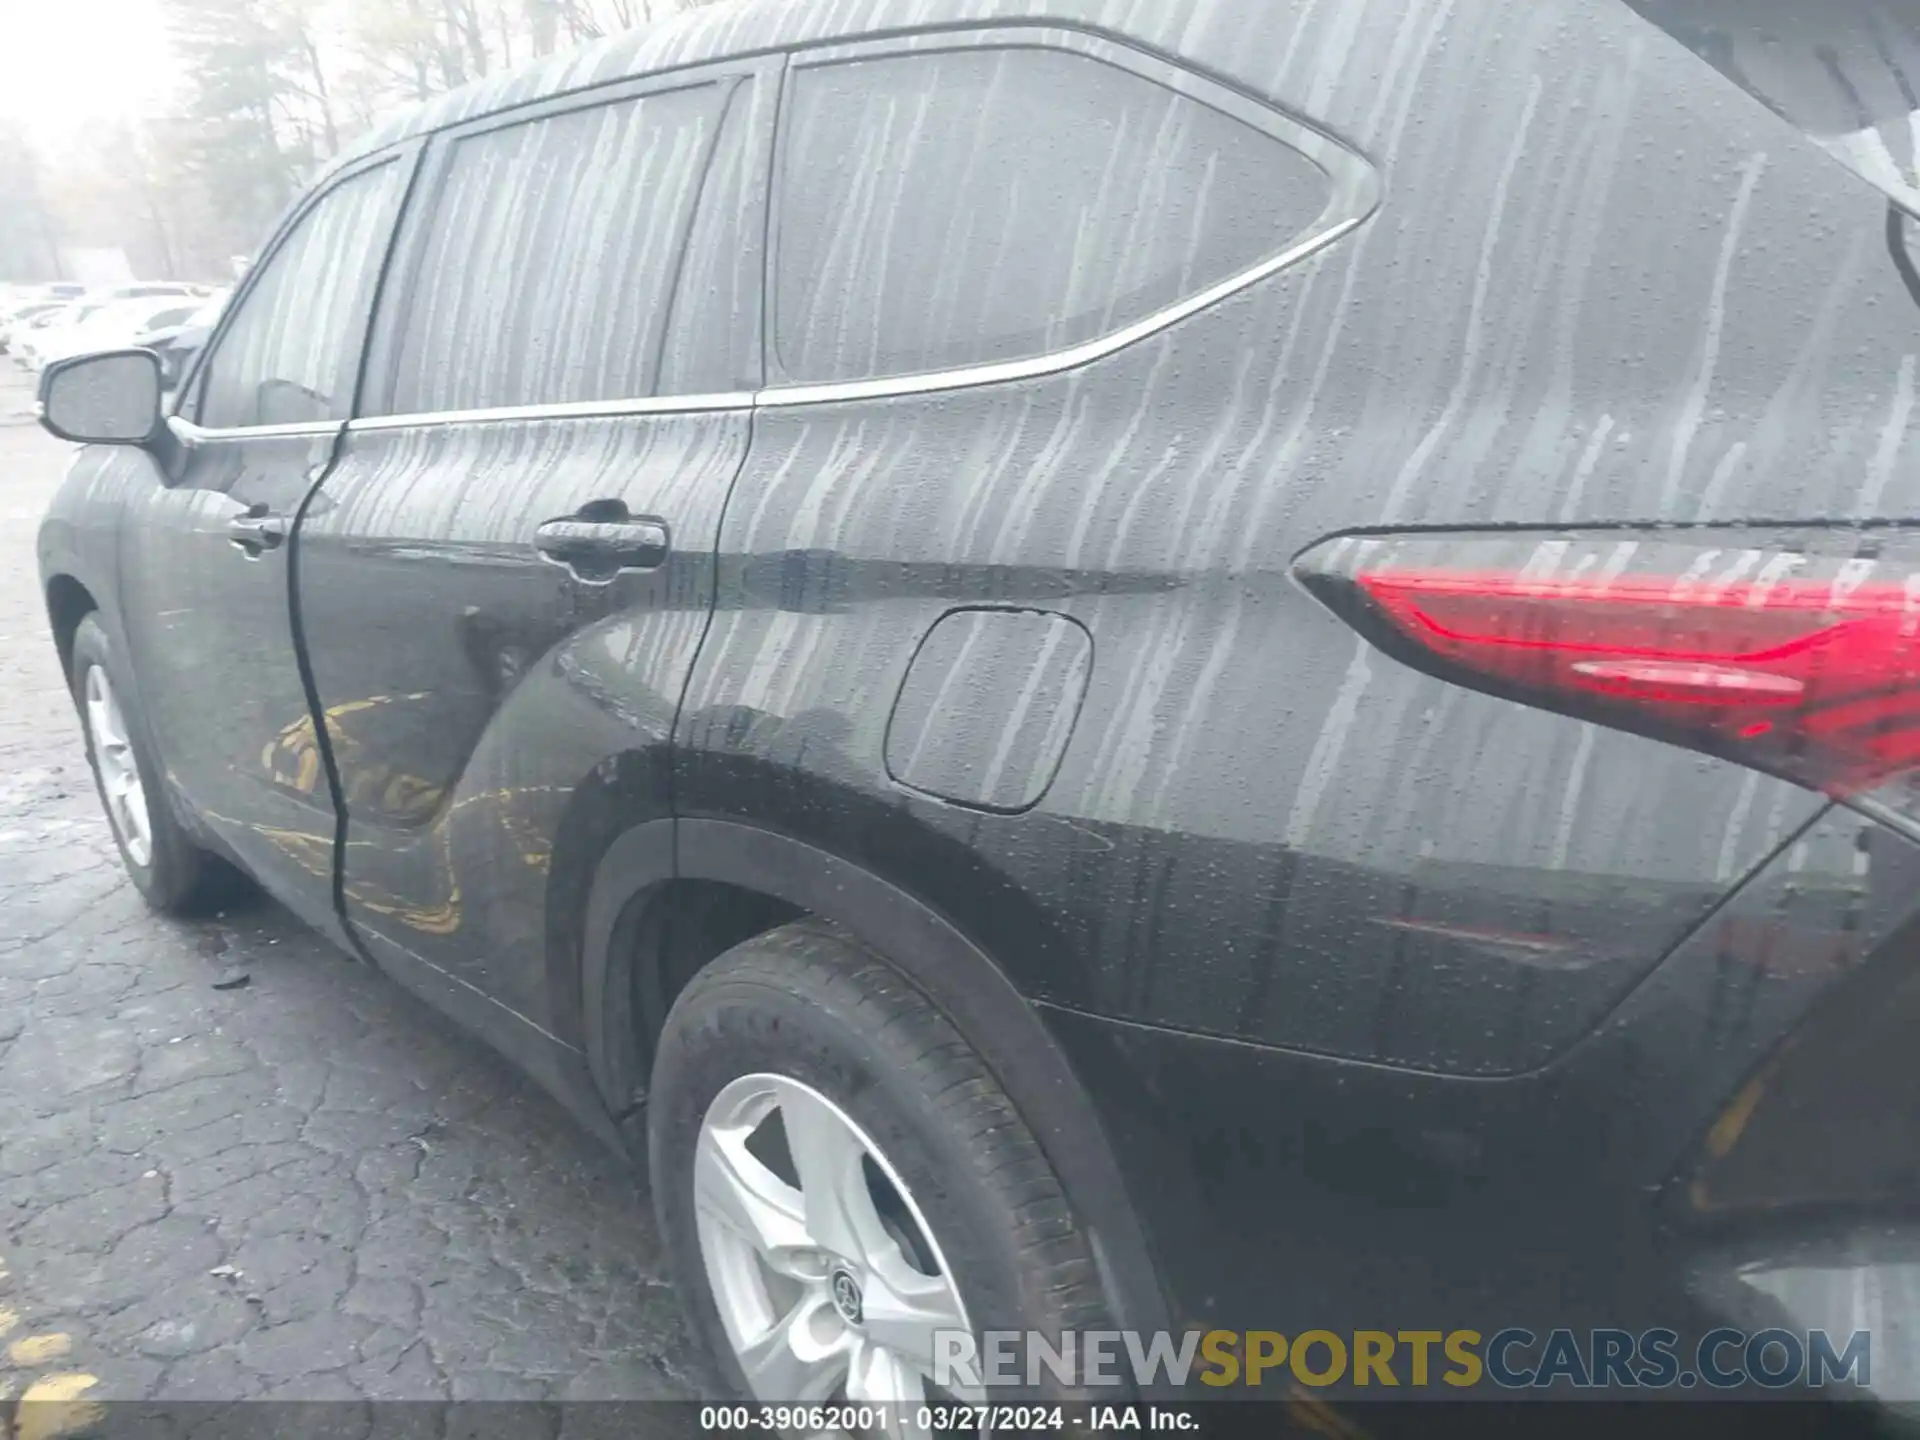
[0,366,699,1409]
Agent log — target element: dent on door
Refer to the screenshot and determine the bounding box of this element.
[118,430,348,935]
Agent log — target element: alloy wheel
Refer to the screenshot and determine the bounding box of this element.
[83,664,153,868]
[694,1072,981,1418]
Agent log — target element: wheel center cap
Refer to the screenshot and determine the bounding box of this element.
[829,1268,864,1326]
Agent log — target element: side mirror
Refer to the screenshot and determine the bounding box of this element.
[39,350,164,447]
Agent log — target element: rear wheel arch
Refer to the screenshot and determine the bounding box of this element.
[577,814,1173,1343]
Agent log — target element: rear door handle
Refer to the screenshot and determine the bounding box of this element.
[533,501,670,583]
[227,504,287,556]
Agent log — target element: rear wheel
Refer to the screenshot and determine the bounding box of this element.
[70,613,243,914]
[649,920,1115,1411]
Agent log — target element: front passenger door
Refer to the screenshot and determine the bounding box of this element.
[118,149,415,938]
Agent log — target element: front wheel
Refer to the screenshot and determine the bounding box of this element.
[70,613,243,914]
[649,920,1115,1409]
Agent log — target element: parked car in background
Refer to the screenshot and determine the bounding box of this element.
[28,0,1920,1418]
[17,297,199,374]
[0,301,73,354]
[1,282,90,320]
[5,282,88,307]
[6,285,210,364]
[10,303,96,371]
[136,290,228,390]
[31,297,204,374]
[87,282,207,304]
[0,287,79,325]
[15,301,106,373]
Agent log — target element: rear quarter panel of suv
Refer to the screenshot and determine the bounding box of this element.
[673,0,1920,1330]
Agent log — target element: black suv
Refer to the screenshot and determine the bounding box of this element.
[33,0,1920,1415]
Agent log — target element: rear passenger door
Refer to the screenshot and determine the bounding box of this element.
[293,59,776,1035]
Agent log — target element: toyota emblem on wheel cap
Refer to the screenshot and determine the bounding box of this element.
[830,1268,864,1326]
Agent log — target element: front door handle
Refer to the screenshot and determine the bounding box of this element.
[533,500,670,584]
[227,504,287,556]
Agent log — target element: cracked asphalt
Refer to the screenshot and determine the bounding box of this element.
[0,367,700,1408]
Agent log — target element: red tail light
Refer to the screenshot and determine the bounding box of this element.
[1294,532,1920,798]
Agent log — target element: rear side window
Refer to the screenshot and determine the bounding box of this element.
[773,45,1333,386]
[384,83,729,416]
[197,160,405,429]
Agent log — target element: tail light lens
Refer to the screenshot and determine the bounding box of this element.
[1293,531,1920,799]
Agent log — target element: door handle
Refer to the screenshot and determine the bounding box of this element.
[533,500,670,584]
[227,504,287,556]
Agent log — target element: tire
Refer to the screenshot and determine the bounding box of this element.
[650,920,1116,1405]
[69,613,243,914]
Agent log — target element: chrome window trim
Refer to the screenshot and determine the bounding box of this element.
[202,25,1379,435]
[344,390,754,431]
[755,214,1370,409]
[189,210,1367,435]
[168,414,341,443]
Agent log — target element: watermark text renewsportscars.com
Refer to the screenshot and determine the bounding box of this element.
[932,1328,1871,1391]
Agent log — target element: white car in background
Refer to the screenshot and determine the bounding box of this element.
[0,282,85,318]
[28,297,206,374]
[10,302,99,371]
[0,300,74,354]
[86,282,207,306]
[39,297,208,372]
[135,289,230,389]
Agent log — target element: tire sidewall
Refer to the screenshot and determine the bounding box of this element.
[651,970,1058,1403]
[69,614,197,908]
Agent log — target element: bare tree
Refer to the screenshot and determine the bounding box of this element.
[0,124,65,281]
[3,0,736,280]
[522,0,708,51]
[161,0,344,250]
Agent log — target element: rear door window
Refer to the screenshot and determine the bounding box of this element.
[771,42,1336,386]
[380,81,732,417]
